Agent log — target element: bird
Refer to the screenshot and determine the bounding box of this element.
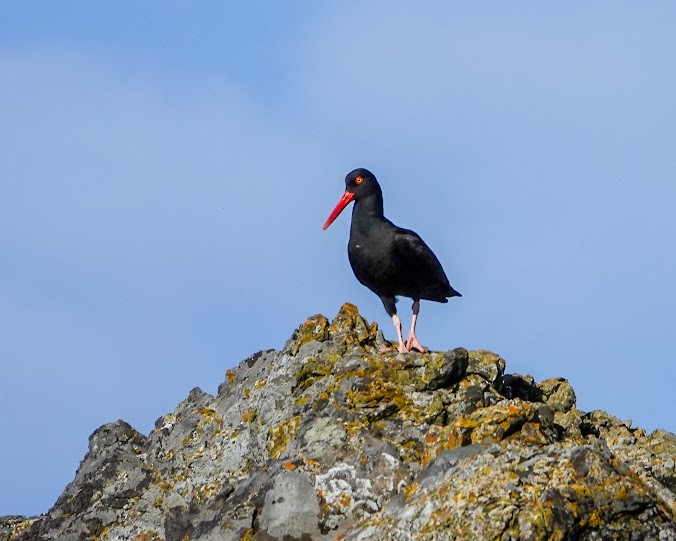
[322,168,461,353]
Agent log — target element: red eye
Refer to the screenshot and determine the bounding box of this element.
[355,176,364,185]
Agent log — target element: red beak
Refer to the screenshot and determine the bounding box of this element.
[322,190,355,230]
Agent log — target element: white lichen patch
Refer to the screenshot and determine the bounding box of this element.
[381,452,399,469]
[315,463,380,530]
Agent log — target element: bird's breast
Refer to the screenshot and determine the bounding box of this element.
[347,232,398,293]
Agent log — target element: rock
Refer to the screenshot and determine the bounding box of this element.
[467,349,506,383]
[258,471,321,539]
[537,377,576,412]
[3,305,675,541]
[285,314,330,356]
[303,417,348,457]
[419,349,468,391]
[496,373,539,401]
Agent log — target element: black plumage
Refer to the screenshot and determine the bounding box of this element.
[323,168,461,352]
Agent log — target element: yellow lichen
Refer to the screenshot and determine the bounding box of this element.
[159,481,173,493]
[197,407,224,427]
[586,508,603,528]
[403,482,420,499]
[346,379,408,411]
[240,527,255,541]
[295,357,334,391]
[89,524,112,541]
[133,532,162,541]
[9,519,35,540]
[192,480,222,503]
[550,529,565,541]
[287,314,330,355]
[268,415,302,459]
[241,409,257,423]
[344,419,369,434]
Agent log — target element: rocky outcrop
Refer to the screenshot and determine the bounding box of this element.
[2,304,675,540]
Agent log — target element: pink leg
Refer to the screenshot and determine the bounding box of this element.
[392,314,407,353]
[405,300,427,352]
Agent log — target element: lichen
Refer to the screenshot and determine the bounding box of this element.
[133,532,162,541]
[9,303,674,541]
[286,314,331,355]
[241,409,257,424]
[8,519,36,541]
[268,415,302,459]
[197,407,224,426]
[240,528,255,541]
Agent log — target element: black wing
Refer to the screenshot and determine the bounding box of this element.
[393,227,460,301]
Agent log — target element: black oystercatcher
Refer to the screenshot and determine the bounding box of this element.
[323,168,461,353]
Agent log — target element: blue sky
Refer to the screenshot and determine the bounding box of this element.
[1,2,675,516]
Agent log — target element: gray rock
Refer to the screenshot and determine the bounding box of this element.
[422,348,468,391]
[258,471,320,540]
[2,304,674,541]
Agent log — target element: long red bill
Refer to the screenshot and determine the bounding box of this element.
[322,190,355,230]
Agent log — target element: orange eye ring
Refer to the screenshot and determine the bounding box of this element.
[355,176,364,185]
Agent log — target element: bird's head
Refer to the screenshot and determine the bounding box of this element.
[322,168,380,230]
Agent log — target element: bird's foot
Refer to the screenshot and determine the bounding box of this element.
[380,341,408,354]
[405,334,427,353]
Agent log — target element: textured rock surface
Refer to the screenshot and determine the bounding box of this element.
[2,303,675,540]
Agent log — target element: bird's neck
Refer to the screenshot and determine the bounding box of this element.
[351,191,385,236]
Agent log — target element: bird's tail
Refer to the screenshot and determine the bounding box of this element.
[447,286,462,298]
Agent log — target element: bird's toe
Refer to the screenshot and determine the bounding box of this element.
[405,335,427,353]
